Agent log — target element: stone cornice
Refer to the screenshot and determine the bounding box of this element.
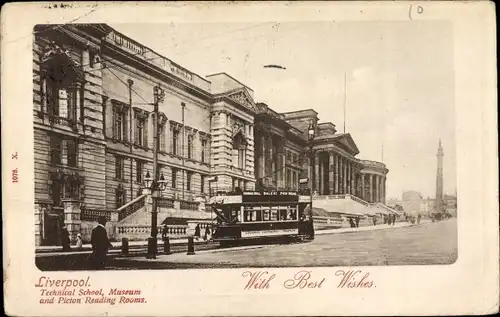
[102,41,213,103]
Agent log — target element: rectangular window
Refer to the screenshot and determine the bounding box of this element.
[115,156,124,180]
[238,149,245,169]
[135,113,147,147]
[50,135,78,167]
[112,106,128,141]
[51,182,64,207]
[171,168,177,189]
[201,139,207,163]
[200,175,205,193]
[135,160,144,183]
[187,135,193,159]
[66,139,78,167]
[270,207,278,221]
[262,207,270,221]
[287,151,292,164]
[172,130,179,155]
[50,135,63,165]
[186,172,192,191]
[115,188,126,208]
[159,124,166,152]
[286,169,292,188]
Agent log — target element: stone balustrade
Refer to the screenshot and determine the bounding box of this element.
[116,224,188,241]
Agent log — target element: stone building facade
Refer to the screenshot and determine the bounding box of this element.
[33,24,388,246]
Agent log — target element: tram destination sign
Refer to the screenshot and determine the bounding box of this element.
[242,191,299,203]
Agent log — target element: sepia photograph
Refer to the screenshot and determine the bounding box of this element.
[33,20,457,270]
[2,2,497,316]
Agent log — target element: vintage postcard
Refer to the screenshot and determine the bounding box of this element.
[2,1,498,316]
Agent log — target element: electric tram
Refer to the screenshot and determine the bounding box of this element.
[207,190,314,246]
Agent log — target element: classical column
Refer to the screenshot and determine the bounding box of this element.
[360,174,365,200]
[381,176,386,204]
[377,175,382,203]
[314,154,320,193]
[369,174,374,202]
[329,153,334,195]
[343,158,347,194]
[260,135,266,179]
[345,159,351,194]
[334,154,339,194]
[319,155,324,195]
[351,169,356,197]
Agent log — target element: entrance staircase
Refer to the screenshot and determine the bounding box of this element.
[312,194,400,227]
[115,195,212,241]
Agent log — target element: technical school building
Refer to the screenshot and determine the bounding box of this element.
[33,24,388,246]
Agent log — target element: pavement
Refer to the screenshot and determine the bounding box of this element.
[35,237,209,256]
[36,220,424,256]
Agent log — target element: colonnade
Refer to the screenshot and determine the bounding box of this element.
[308,151,387,203]
[358,172,386,204]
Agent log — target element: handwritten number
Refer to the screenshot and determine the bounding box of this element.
[408,4,424,20]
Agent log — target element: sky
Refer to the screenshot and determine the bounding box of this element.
[110,21,456,199]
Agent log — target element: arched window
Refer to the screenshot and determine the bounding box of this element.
[40,42,84,127]
[232,132,247,170]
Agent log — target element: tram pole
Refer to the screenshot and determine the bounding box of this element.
[307,121,316,239]
[146,85,165,259]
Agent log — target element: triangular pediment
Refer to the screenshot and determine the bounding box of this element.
[333,133,360,155]
[223,88,257,112]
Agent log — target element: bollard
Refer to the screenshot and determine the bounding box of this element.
[121,238,129,256]
[186,236,195,255]
[163,237,171,255]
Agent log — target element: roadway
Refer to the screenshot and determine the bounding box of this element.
[109,218,457,269]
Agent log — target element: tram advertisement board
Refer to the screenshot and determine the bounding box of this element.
[241,228,299,238]
[242,191,299,203]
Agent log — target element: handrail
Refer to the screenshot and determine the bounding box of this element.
[349,195,370,206]
[117,194,146,212]
[375,203,399,214]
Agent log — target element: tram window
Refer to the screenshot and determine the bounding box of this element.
[244,209,254,222]
[263,208,270,221]
[288,207,297,220]
[255,209,262,221]
[231,209,240,223]
[280,209,287,220]
[271,209,278,221]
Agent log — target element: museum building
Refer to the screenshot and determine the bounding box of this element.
[33,24,388,246]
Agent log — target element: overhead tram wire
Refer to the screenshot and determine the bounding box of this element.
[9,5,100,45]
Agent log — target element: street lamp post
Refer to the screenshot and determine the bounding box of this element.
[307,121,316,239]
[145,85,166,259]
[144,171,168,258]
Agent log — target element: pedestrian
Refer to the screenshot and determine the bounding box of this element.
[349,218,355,228]
[204,226,212,241]
[417,213,422,224]
[161,224,168,241]
[61,226,71,252]
[355,217,360,228]
[76,233,83,250]
[90,216,112,270]
[194,224,201,241]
